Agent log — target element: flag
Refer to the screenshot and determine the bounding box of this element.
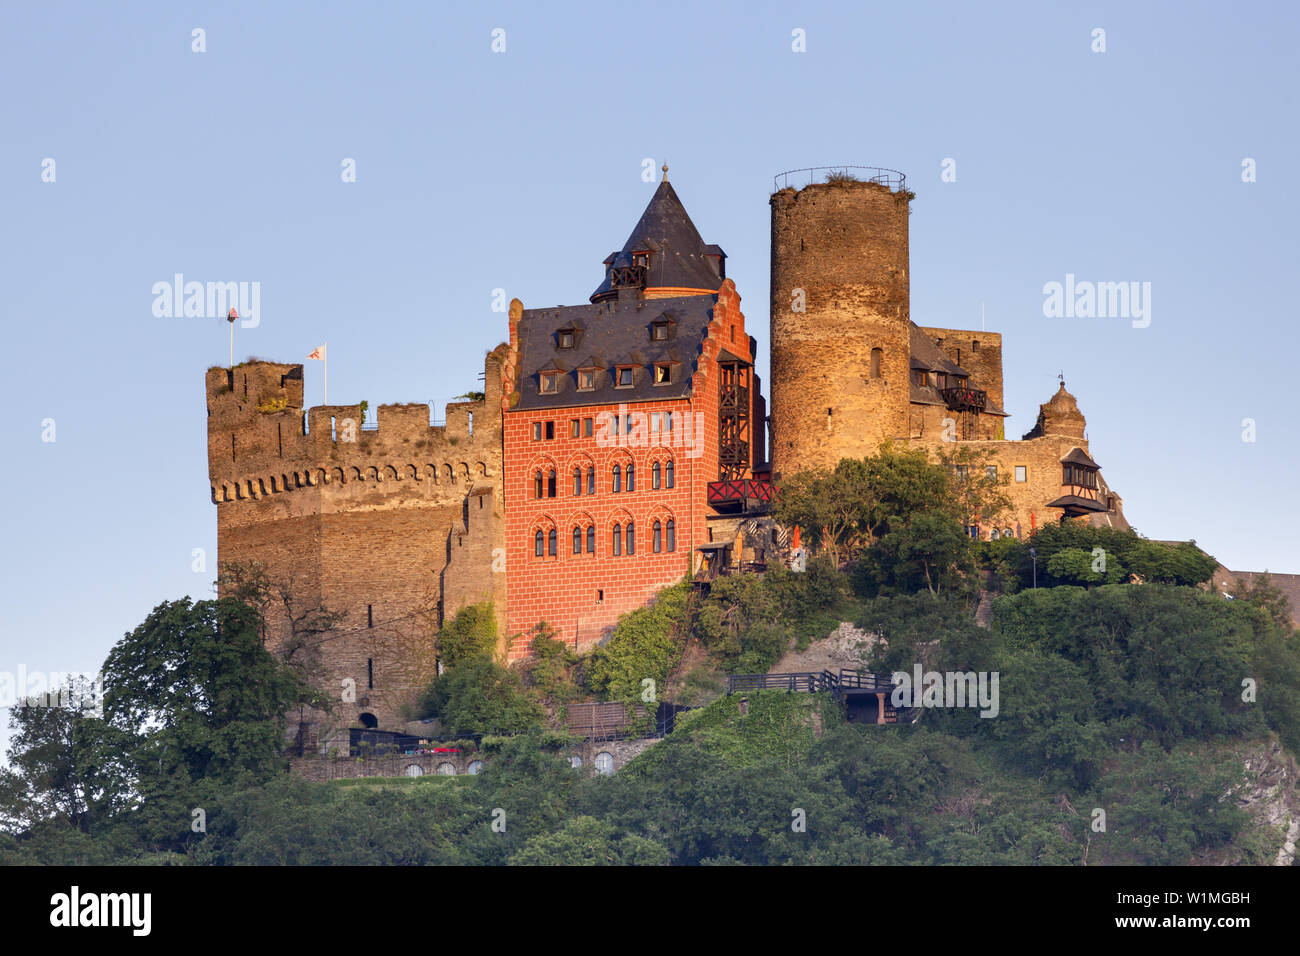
[306,345,326,361]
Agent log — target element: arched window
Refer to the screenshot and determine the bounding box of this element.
[548,528,557,556]
[666,460,674,489]
[653,520,662,552]
[547,469,556,498]
[870,347,883,378]
[573,467,582,496]
[627,463,635,492]
[586,525,595,553]
[534,471,543,499]
[573,526,582,554]
[612,523,622,556]
[666,518,675,552]
[612,464,622,493]
[652,461,662,489]
[627,522,635,555]
[534,530,544,557]
[586,467,595,495]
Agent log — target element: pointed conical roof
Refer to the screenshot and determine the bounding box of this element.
[590,179,725,302]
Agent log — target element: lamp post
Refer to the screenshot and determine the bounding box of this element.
[1029,547,1037,589]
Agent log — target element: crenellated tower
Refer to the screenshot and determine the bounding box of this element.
[205,348,508,740]
[769,169,913,477]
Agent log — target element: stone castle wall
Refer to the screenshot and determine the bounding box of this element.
[206,348,508,731]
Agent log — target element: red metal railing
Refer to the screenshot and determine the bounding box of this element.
[707,478,774,507]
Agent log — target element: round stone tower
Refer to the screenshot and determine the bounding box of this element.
[769,169,912,478]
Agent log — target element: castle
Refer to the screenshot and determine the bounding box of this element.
[206,165,1127,735]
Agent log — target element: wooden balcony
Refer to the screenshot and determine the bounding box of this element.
[940,385,987,412]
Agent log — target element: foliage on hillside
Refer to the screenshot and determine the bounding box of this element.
[2,443,1294,865]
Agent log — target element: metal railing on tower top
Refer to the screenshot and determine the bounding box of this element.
[772,166,908,192]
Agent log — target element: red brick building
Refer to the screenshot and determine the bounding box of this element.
[500,178,766,659]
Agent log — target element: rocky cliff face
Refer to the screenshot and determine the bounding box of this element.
[1235,737,1299,866]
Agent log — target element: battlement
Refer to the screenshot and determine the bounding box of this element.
[207,347,507,505]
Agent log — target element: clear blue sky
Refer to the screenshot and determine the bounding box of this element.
[3,2,1297,745]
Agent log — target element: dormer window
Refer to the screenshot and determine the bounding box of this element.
[632,252,649,269]
[616,366,634,388]
[653,363,671,385]
[557,329,575,349]
[577,369,596,391]
[539,372,560,394]
[651,321,669,341]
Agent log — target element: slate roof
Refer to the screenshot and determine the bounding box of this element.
[908,322,1007,415]
[514,294,722,411]
[1046,493,1109,513]
[590,180,725,301]
[1060,447,1100,468]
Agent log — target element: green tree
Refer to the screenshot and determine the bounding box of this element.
[437,599,499,668]
[417,655,542,735]
[858,509,974,596]
[508,815,669,865]
[100,597,327,850]
[586,582,690,711]
[770,463,876,566]
[1228,572,1295,632]
[936,444,1014,532]
[0,684,135,836]
[1045,547,1126,587]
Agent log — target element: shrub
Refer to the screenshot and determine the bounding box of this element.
[416,655,542,735]
[437,600,498,668]
[585,582,690,705]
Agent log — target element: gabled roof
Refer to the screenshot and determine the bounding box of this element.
[909,322,967,376]
[590,180,725,301]
[908,322,1006,412]
[514,294,718,411]
[1061,447,1100,469]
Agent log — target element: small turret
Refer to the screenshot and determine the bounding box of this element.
[1022,381,1086,440]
